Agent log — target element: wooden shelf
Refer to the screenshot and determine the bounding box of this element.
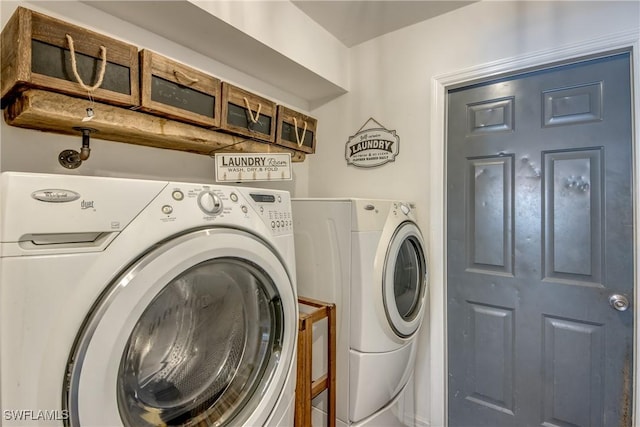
[3,89,306,161]
[296,296,336,427]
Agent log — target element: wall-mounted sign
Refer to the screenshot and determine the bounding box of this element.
[215,153,292,182]
[345,118,400,168]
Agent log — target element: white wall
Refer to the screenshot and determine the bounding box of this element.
[307,1,640,426]
[0,0,310,195]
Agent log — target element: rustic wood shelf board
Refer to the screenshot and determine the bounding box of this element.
[4,89,305,161]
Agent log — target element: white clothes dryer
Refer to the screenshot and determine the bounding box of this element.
[292,199,428,426]
[0,172,297,427]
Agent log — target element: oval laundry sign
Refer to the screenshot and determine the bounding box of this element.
[345,118,399,168]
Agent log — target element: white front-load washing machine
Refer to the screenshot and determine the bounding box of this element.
[292,199,428,427]
[0,172,297,427]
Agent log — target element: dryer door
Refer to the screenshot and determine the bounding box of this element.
[64,228,296,427]
[383,221,428,338]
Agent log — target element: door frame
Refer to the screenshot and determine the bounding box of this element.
[429,29,640,427]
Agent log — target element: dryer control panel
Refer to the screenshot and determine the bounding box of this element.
[392,202,414,217]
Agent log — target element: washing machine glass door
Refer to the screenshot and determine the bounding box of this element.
[64,228,295,427]
[118,258,280,426]
[383,221,428,338]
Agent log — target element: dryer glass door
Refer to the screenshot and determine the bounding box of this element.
[383,222,428,337]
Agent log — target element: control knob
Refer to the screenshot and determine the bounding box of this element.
[198,191,223,215]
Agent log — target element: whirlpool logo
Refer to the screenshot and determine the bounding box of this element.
[31,190,95,210]
[31,189,80,203]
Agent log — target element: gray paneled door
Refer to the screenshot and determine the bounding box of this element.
[447,52,634,426]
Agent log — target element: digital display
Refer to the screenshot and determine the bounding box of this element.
[250,193,276,203]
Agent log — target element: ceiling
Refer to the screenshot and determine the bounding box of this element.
[291,1,476,47]
[77,0,478,106]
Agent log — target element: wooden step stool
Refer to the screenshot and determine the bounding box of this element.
[295,296,336,427]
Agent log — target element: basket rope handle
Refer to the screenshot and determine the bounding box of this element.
[173,69,199,85]
[243,96,262,123]
[66,34,107,92]
[293,117,308,147]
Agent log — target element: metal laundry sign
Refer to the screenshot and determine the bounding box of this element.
[345,118,399,168]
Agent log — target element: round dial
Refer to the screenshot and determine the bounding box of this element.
[197,191,223,215]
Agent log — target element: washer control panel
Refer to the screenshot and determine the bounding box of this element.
[245,191,293,236]
[157,184,292,236]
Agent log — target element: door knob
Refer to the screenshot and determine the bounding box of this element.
[609,294,630,312]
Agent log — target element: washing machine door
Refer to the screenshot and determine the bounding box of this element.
[382,221,428,338]
[63,228,296,427]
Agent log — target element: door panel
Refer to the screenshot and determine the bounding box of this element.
[541,316,604,427]
[543,148,603,283]
[465,302,515,415]
[447,52,633,427]
[466,155,514,275]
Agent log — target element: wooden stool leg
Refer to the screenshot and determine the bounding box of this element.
[295,316,312,426]
[327,304,336,427]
